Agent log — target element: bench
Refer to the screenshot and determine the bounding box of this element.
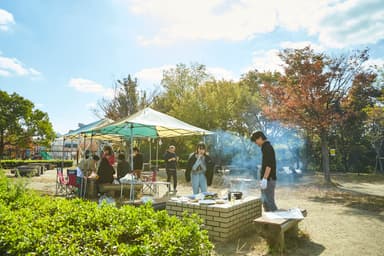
[254,209,307,253]
[99,183,143,199]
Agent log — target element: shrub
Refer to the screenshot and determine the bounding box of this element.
[0,171,213,255]
[0,160,73,169]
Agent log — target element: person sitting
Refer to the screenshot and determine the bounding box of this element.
[133,147,143,179]
[117,153,131,180]
[97,148,115,184]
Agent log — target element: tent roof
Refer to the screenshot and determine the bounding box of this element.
[64,118,114,138]
[97,108,213,138]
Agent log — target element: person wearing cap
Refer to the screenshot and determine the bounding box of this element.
[186,142,214,194]
[164,145,179,192]
[251,131,278,212]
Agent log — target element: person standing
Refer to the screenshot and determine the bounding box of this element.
[164,145,179,192]
[78,152,100,177]
[133,147,143,179]
[103,145,115,167]
[251,131,278,212]
[186,142,214,195]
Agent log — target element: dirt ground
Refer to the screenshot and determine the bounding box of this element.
[5,169,384,256]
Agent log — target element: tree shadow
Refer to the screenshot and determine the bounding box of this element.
[308,187,384,221]
[213,228,326,256]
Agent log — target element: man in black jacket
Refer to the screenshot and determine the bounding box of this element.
[251,131,278,212]
[164,145,178,192]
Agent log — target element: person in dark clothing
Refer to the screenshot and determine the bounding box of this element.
[186,142,215,194]
[251,131,278,212]
[117,153,131,180]
[97,157,115,184]
[164,145,179,192]
[133,147,143,179]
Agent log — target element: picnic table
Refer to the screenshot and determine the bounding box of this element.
[254,209,307,253]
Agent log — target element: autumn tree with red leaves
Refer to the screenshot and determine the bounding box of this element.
[261,47,376,182]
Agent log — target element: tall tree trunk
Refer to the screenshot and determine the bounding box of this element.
[320,132,331,183]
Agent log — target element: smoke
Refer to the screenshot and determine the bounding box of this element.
[207,124,305,191]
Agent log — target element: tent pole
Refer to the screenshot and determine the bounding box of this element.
[156,139,159,170]
[130,124,134,202]
[149,138,152,170]
[61,137,65,169]
[90,134,93,155]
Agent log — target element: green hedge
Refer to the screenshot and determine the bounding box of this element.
[0,172,213,255]
[0,160,73,169]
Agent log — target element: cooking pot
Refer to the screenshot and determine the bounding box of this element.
[228,191,243,200]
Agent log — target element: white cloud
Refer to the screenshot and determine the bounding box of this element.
[280,41,324,52]
[310,0,384,48]
[129,0,279,45]
[135,65,237,88]
[207,67,236,81]
[0,53,41,78]
[135,65,174,85]
[0,9,15,31]
[246,49,284,73]
[364,58,384,69]
[68,78,114,99]
[126,0,383,48]
[86,102,97,110]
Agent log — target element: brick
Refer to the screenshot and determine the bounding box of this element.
[208,230,219,237]
[204,225,213,231]
[213,226,230,233]
[213,236,227,242]
[219,211,233,218]
[207,210,220,217]
[213,216,229,223]
[206,220,219,227]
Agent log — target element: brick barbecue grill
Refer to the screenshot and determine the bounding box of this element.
[166,196,262,242]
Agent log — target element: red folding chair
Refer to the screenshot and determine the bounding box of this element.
[66,169,78,197]
[56,168,68,195]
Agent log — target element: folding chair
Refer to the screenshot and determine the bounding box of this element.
[56,168,68,195]
[141,170,158,195]
[66,169,78,197]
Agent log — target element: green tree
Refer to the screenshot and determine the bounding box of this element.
[153,63,213,113]
[0,90,55,159]
[261,47,374,182]
[335,70,380,172]
[95,75,151,120]
[364,68,384,172]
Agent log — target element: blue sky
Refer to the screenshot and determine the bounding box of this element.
[0,0,383,134]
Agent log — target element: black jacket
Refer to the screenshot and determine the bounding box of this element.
[133,153,143,170]
[97,157,115,184]
[164,151,177,170]
[117,160,131,180]
[186,153,214,186]
[261,141,276,180]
